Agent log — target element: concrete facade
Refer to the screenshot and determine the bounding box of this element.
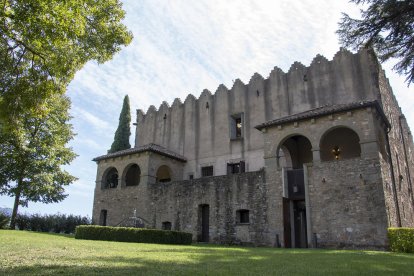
[92,48,414,248]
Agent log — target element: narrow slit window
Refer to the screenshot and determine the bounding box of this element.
[230,113,243,139]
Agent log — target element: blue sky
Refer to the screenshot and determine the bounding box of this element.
[1,0,413,217]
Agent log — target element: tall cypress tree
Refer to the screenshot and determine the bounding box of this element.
[109,95,131,153]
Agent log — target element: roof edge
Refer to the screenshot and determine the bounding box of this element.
[92,143,187,162]
[255,100,391,130]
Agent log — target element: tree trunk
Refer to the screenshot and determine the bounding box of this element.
[10,185,22,230]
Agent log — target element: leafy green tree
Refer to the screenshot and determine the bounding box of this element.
[0,94,77,229]
[0,0,133,126]
[337,0,414,84]
[0,0,132,228]
[109,95,131,153]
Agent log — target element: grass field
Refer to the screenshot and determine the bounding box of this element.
[1,230,413,275]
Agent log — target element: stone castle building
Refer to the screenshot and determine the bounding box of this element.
[92,48,414,248]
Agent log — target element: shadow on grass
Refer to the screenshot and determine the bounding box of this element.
[25,231,75,239]
[2,244,414,276]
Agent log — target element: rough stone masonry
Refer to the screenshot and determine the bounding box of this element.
[92,48,414,248]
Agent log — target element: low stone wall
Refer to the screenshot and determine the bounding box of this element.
[148,170,270,245]
[308,158,388,249]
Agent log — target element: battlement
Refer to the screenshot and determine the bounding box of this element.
[134,47,383,169]
[136,48,377,121]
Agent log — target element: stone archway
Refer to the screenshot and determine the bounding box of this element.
[320,127,361,161]
[124,164,141,186]
[278,134,312,249]
[102,167,118,189]
[156,165,172,183]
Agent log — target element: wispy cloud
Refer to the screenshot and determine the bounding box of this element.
[2,0,410,216]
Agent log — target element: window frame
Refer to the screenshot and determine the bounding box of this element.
[201,166,214,177]
[236,209,250,224]
[230,113,244,140]
[227,161,246,175]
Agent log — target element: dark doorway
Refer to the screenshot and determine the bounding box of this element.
[293,200,307,248]
[100,209,107,226]
[199,204,209,242]
[283,198,292,248]
[282,169,308,248]
[279,135,311,248]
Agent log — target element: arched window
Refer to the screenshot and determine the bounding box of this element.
[102,167,118,189]
[278,135,313,169]
[125,164,141,186]
[320,127,361,161]
[156,165,171,183]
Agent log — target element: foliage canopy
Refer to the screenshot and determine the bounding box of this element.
[0,0,133,122]
[0,94,77,227]
[0,0,132,227]
[337,0,414,85]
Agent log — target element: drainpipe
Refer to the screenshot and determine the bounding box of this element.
[385,126,402,227]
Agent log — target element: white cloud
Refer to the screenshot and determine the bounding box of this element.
[3,0,411,217]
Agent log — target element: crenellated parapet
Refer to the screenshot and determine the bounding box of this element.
[136,48,379,122]
[134,48,384,168]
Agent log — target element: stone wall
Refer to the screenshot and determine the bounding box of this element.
[261,105,390,248]
[377,66,414,227]
[94,169,270,245]
[92,48,414,249]
[92,151,186,226]
[308,158,388,248]
[148,171,270,245]
[134,48,381,178]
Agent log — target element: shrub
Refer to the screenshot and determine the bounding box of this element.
[14,213,91,233]
[388,228,414,253]
[15,213,30,230]
[0,213,10,229]
[75,225,193,245]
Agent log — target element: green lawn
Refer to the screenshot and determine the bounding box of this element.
[0,230,413,275]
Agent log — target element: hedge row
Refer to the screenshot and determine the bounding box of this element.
[15,213,91,234]
[0,213,10,229]
[388,228,414,253]
[75,225,193,245]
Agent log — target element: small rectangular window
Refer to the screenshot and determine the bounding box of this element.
[162,221,172,230]
[236,209,249,224]
[227,161,245,174]
[201,166,213,177]
[189,174,194,180]
[230,113,243,140]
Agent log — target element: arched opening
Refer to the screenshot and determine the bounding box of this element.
[156,165,171,183]
[102,167,118,189]
[320,127,361,161]
[125,164,141,186]
[278,135,313,169]
[278,135,312,249]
